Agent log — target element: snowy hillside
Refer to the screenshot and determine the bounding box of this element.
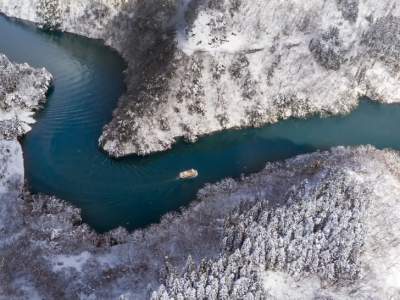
[1,2,400,299]
[1,145,400,299]
[152,146,400,299]
[99,0,400,156]
[4,0,400,156]
[0,0,123,41]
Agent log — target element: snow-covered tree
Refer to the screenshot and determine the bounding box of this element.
[151,164,371,299]
[0,55,52,139]
[36,0,62,30]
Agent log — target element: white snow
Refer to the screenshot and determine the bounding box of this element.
[52,251,92,272]
[0,54,52,137]
[101,0,400,156]
[263,271,335,300]
[356,172,400,297]
[260,158,400,299]
[1,1,400,298]
[0,0,128,52]
[365,62,400,103]
[5,0,400,156]
[177,9,250,55]
[0,139,24,194]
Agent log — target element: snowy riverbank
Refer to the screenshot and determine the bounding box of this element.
[1,3,400,299]
[0,57,399,297]
[1,140,400,298]
[2,0,400,156]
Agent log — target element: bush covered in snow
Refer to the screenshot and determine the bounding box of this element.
[0,54,52,138]
[36,0,61,30]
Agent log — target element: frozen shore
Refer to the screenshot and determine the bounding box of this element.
[2,0,400,156]
[1,140,400,299]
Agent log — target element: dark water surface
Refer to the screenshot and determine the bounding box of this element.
[1,15,399,232]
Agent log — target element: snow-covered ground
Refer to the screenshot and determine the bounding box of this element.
[97,0,400,156]
[0,0,400,156]
[0,54,52,138]
[0,0,123,43]
[1,2,400,299]
[0,140,24,246]
[0,139,23,193]
[1,144,400,299]
[152,146,400,299]
[3,0,400,156]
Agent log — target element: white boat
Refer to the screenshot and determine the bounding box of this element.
[179,169,198,180]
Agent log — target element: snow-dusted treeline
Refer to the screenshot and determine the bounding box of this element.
[1,2,400,299]
[152,147,400,299]
[0,54,52,138]
[1,145,400,299]
[4,0,400,157]
[98,0,400,156]
[0,0,124,41]
[4,1,400,156]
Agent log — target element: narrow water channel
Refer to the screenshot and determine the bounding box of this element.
[1,15,399,232]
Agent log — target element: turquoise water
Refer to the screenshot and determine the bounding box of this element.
[1,15,399,232]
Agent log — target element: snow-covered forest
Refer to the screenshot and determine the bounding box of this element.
[3,0,400,156]
[1,1,400,299]
[1,133,400,299]
[152,147,400,299]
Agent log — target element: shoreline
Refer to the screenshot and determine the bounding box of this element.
[3,1,400,158]
[3,135,400,298]
[1,1,400,298]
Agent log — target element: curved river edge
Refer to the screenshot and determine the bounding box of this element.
[1,8,400,300]
[1,31,400,300]
[3,139,400,298]
[3,0,400,158]
[4,11,400,233]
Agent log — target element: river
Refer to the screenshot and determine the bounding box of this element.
[1,15,399,232]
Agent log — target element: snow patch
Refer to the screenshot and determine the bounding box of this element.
[52,251,92,272]
[0,139,24,194]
